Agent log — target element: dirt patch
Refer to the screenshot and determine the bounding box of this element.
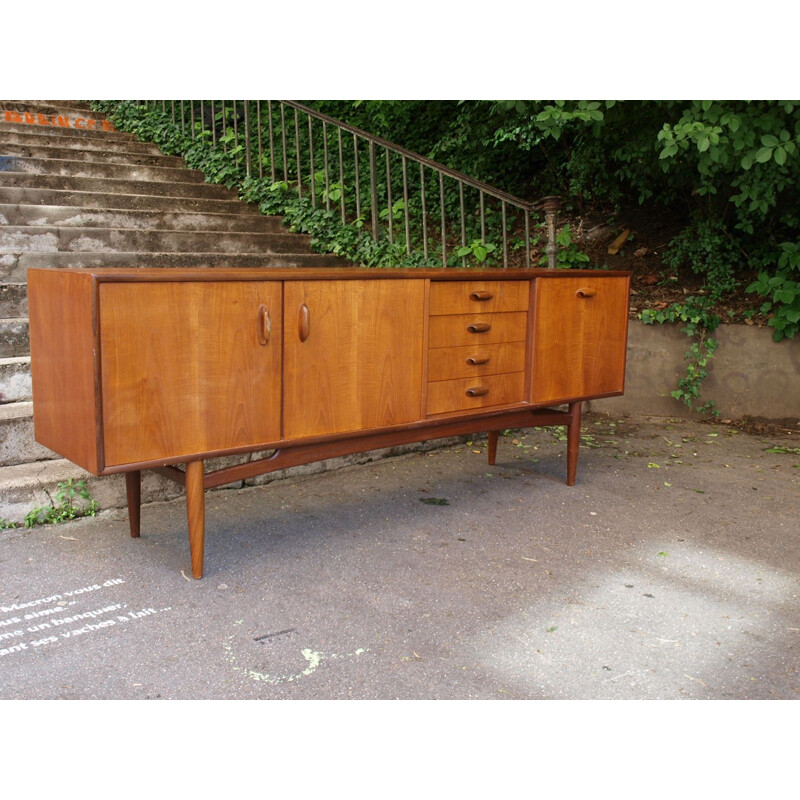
[701,416,800,439]
[564,203,771,326]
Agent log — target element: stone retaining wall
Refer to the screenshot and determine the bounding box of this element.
[589,321,800,422]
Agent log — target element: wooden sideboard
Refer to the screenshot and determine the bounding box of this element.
[28,267,630,578]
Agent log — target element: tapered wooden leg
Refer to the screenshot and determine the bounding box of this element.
[125,471,141,538]
[487,431,499,465]
[185,460,206,579]
[566,401,582,486]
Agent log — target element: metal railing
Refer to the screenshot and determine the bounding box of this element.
[142,100,561,269]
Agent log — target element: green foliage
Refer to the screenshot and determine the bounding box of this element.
[746,241,800,340]
[456,239,497,264]
[662,217,740,300]
[537,224,590,268]
[641,296,721,415]
[23,480,99,529]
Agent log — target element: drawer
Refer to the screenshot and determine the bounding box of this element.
[428,341,526,382]
[429,280,530,315]
[428,311,527,349]
[427,372,525,415]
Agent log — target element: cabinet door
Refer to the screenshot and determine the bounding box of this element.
[283,279,425,439]
[100,281,282,467]
[531,276,629,405]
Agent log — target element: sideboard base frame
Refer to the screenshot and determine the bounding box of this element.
[125,402,582,578]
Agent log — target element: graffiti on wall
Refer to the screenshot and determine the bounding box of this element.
[3,110,116,132]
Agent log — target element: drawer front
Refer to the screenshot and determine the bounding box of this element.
[429,280,530,315]
[427,372,525,415]
[428,340,526,382]
[428,311,528,349]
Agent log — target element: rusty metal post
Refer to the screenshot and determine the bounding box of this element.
[542,195,561,269]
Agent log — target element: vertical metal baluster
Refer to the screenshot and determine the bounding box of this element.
[180,101,185,134]
[385,148,393,243]
[244,101,251,177]
[440,171,447,267]
[524,208,531,269]
[210,101,216,145]
[171,100,175,124]
[338,128,345,224]
[402,154,410,255]
[268,101,276,183]
[323,121,331,211]
[221,101,227,152]
[369,140,379,240]
[459,180,466,267]
[161,100,166,113]
[233,101,240,165]
[502,200,508,268]
[420,163,428,260]
[256,100,263,179]
[280,104,288,183]
[479,190,486,244]
[190,102,195,138]
[295,108,302,198]
[354,135,361,234]
[308,115,316,207]
[200,100,205,137]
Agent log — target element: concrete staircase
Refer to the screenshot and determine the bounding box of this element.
[0,100,351,524]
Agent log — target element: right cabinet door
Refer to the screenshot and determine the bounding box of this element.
[531,275,629,405]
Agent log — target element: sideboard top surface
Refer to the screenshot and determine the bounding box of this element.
[27,266,631,283]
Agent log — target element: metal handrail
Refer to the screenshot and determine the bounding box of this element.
[144,100,561,268]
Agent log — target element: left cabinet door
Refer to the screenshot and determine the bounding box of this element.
[99,281,283,468]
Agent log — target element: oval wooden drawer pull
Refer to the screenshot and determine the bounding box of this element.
[465,385,489,397]
[470,290,494,301]
[576,288,597,298]
[298,302,310,342]
[257,304,271,345]
[467,322,492,333]
[466,354,490,366]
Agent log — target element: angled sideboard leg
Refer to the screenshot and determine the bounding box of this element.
[487,430,499,465]
[185,460,206,579]
[125,471,141,538]
[566,401,582,486]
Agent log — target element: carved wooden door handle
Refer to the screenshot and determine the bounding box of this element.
[576,288,597,298]
[257,304,271,345]
[467,322,492,333]
[298,303,310,342]
[470,290,494,301]
[465,385,489,397]
[466,354,490,366]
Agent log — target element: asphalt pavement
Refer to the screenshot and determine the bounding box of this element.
[2,412,798,701]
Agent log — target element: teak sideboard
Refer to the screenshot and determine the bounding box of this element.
[28,267,630,578]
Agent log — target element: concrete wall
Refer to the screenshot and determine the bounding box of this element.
[588,321,800,422]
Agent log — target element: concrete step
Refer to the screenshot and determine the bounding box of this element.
[0,458,185,525]
[0,225,312,255]
[3,101,96,117]
[0,128,164,156]
[0,172,241,200]
[0,185,261,215]
[5,156,208,184]
[0,356,31,403]
[6,251,350,279]
[0,204,284,233]
[0,401,56,467]
[0,141,186,168]
[0,283,26,316]
[0,318,27,357]
[1,116,131,141]
[16,100,92,110]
